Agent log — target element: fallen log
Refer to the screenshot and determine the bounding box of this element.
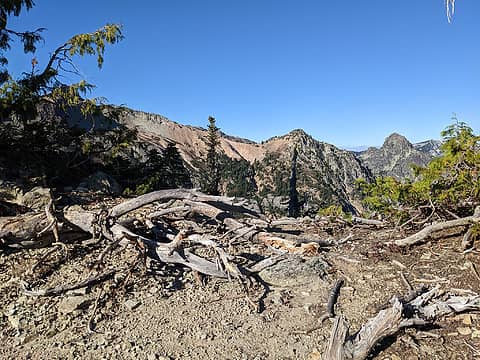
[323,286,480,360]
[319,279,344,322]
[110,188,253,218]
[22,269,116,296]
[0,212,53,249]
[394,206,480,247]
[351,216,385,227]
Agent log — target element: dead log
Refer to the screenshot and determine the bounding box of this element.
[110,189,251,218]
[319,279,344,322]
[256,232,320,255]
[63,206,230,278]
[461,226,477,250]
[395,206,480,247]
[0,212,53,249]
[323,286,480,360]
[22,269,116,296]
[148,205,191,219]
[351,216,385,227]
[0,211,84,249]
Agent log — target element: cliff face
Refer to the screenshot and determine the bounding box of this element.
[358,133,435,179]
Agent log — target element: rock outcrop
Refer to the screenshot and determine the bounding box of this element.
[413,139,442,157]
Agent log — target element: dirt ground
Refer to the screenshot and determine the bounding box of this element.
[1,223,479,360]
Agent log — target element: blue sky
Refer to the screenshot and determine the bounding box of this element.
[8,1,480,147]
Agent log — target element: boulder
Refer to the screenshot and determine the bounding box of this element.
[259,255,329,287]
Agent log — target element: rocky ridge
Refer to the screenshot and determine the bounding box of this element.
[119,110,374,213]
[117,109,443,211]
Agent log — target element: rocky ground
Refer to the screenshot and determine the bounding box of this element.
[1,213,479,360]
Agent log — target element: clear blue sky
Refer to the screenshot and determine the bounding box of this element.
[8,1,480,147]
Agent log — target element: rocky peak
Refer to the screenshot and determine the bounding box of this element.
[286,129,309,138]
[359,133,433,179]
[382,133,413,150]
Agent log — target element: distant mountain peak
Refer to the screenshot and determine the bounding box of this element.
[413,139,442,157]
[383,133,413,148]
[287,128,309,137]
[359,133,435,179]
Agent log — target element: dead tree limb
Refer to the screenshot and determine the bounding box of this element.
[110,189,245,218]
[395,206,480,247]
[319,279,345,322]
[461,226,477,250]
[323,286,480,360]
[0,212,52,249]
[63,206,230,278]
[351,216,385,227]
[22,269,116,296]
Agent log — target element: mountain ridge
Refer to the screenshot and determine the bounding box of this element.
[115,107,440,213]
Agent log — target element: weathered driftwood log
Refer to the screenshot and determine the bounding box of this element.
[110,188,254,218]
[394,206,480,247]
[3,187,326,276]
[63,206,233,278]
[0,211,84,249]
[351,216,385,227]
[323,286,480,360]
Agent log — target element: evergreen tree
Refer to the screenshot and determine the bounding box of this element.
[0,1,123,186]
[201,116,221,195]
[162,142,192,189]
[125,144,192,195]
[0,2,123,122]
[288,147,300,217]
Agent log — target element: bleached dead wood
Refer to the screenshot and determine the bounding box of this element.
[0,212,53,248]
[148,205,191,219]
[256,232,320,255]
[110,189,251,218]
[461,226,476,250]
[63,206,231,278]
[0,211,85,249]
[4,187,328,281]
[323,286,480,360]
[248,255,286,273]
[351,216,385,227]
[394,206,480,247]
